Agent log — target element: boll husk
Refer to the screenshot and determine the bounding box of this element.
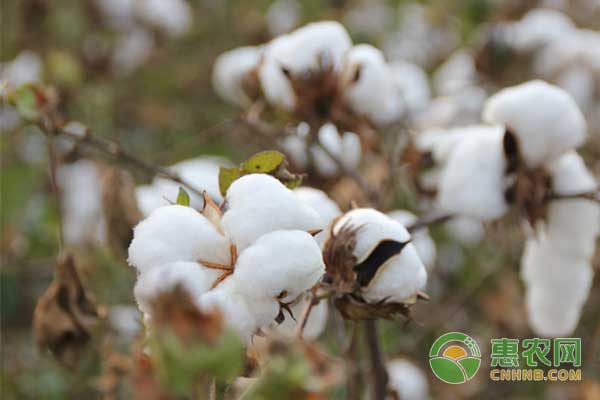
[329,208,427,303]
[387,210,436,270]
[259,21,352,110]
[221,174,323,251]
[386,359,429,400]
[340,44,404,126]
[483,80,586,167]
[212,46,261,107]
[437,129,508,221]
[135,156,227,216]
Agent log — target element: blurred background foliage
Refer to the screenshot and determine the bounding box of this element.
[1,0,600,399]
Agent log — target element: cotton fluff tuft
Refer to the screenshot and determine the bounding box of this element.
[212,46,261,107]
[387,210,436,270]
[136,0,192,37]
[293,187,341,224]
[483,80,586,167]
[388,61,431,114]
[332,209,427,303]
[233,230,325,303]
[128,205,230,274]
[135,157,226,216]
[259,21,352,110]
[309,124,362,177]
[386,359,429,400]
[505,8,574,51]
[222,174,323,251]
[340,44,404,125]
[437,130,508,221]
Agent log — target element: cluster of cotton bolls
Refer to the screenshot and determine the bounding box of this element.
[428,79,598,336]
[92,0,192,76]
[129,173,327,343]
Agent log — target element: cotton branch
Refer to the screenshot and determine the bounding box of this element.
[364,320,388,400]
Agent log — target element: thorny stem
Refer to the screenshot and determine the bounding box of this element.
[364,320,389,400]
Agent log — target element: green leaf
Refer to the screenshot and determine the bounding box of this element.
[218,167,240,197]
[176,187,190,206]
[14,86,40,121]
[242,150,285,174]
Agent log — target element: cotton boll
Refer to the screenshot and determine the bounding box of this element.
[212,46,261,107]
[340,45,404,125]
[438,131,508,221]
[94,0,137,30]
[280,134,308,169]
[507,8,574,51]
[389,61,431,114]
[483,80,586,167]
[293,187,341,224]
[555,65,595,111]
[0,50,42,86]
[135,157,226,216]
[233,230,325,303]
[387,210,436,270]
[128,205,230,273]
[259,21,352,110]
[415,86,487,130]
[444,216,485,245]
[386,359,429,400]
[309,124,361,177]
[433,50,477,96]
[265,0,301,37]
[57,160,106,246]
[108,305,141,341]
[273,294,328,340]
[136,0,192,37]
[222,174,323,251]
[134,261,220,314]
[111,28,154,77]
[526,297,581,337]
[544,152,599,259]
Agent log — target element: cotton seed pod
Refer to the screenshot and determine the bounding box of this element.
[483,80,586,167]
[135,157,226,216]
[386,359,429,400]
[437,129,508,221]
[128,205,231,274]
[340,44,404,126]
[134,261,220,315]
[543,151,600,259]
[387,210,436,270]
[200,277,279,344]
[232,230,325,303]
[327,208,427,303]
[212,46,261,108]
[259,21,352,110]
[222,174,323,251]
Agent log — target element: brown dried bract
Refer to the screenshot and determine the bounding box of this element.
[33,253,102,368]
[334,294,411,321]
[322,218,360,294]
[102,167,143,259]
[150,285,223,345]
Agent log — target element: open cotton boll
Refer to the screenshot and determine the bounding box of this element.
[200,278,279,343]
[483,80,586,167]
[341,44,404,125]
[526,296,581,337]
[57,160,106,246]
[212,46,261,107]
[554,65,596,111]
[438,131,508,221]
[0,50,42,86]
[444,216,485,245]
[135,157,225,216]
[387,210,436,270]
[389,61,431,114]
[265,0,301,37]
[309,124,361,177]
[543,152,599,258]
[294,187,341,224]
[111,28,154,77]
[232,230,325,303]
[415,86,487,130]
[136,0,192,37]
[134,261,220,315]
[128,205,230,274]
[272,294,328,340]
[433,50,477,96]
[386,359,429,400]
[222,174,323,251]
[259,21,352,110]
[506,8,574,51]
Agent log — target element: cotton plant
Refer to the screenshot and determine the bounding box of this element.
[433,80,597,336]
[135,156,228,216]
[129,173,328,343]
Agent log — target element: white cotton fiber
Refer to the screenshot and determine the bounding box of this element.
[437,130,508,221]
[433,50,477,96]
[386,359,429,400]
[232,230,325,302]
[212,46,261,107]
[444,216,485,245]
[483,80,586,167]
[136,0,192,37]
[294,187,341,224]
[222,174,323,251]
[128,205,230,273]
[507,8,574,51]
[389,61,431,114]
[388,210,436,270]
[309,124,361,177]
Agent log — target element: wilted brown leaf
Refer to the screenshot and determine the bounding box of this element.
[33,253,102,368]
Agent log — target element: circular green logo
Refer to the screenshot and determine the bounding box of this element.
[429,332,481,384]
